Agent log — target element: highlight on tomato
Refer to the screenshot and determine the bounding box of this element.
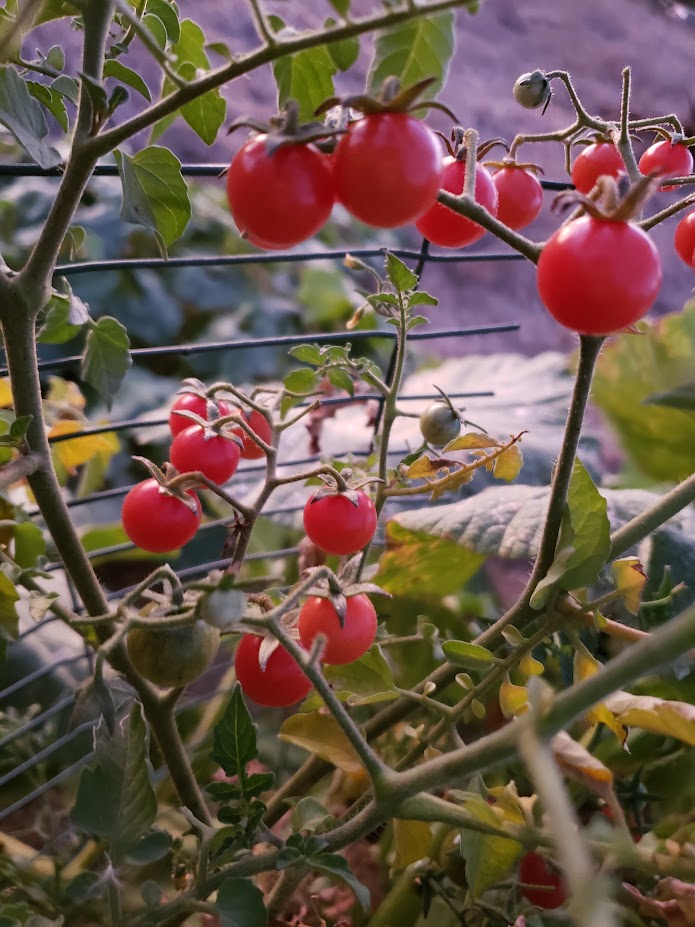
[571,140,625,194]
[489,160,544,230]
[234,633,313,708]
[122,479,202,553]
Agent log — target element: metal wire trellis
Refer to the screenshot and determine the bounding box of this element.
[0,161,561,828]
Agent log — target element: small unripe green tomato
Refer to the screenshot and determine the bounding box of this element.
[127,621,220,688]
[419,401,462,446]
[513,70,551,110]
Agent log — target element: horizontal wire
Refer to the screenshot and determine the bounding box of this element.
[0,694,76,750]
[0,720,95,790]
[0,753,95,822]
[17,322,519,375]
[0,653,85,699]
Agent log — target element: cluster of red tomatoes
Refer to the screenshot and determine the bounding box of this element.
[121,391,272,554]
[235,487,379,708]
[121,386,381,707]
[225,111,545,251]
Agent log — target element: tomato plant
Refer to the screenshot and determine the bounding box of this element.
[416,157,498,246]
[571,141,624,194]
[419,398,462,445]
[491,164,543,229]
[639,138,693,189]
[169,393,232,436]
[298,594,378,664]
[234,633,313,707]
[675,210,695,268]
[127,621,220,688]
[226,136,335,249]
[536,215,662,334]
[519,852,567,909]
[333,113,443,228]
[303,489,378,555]
[121,479,202,552]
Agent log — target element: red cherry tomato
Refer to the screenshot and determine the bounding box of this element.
[233,409,273,459]
[303,490,377,556]
[491,165,543,230]
[122,479,201,552]
[298,594,377,665]
[639,139,693,191]
[415,158,498,247]
[519,852,567,909]
[571,143,625,194]
[169,394,232,437]
[170,424,241,485]
[333,113,443,228]
[234,633,312,707]
[536,215,662,335]
[675,210,695,268]
[226,135,334,249]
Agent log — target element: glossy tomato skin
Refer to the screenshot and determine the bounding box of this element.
[303,490,377,556]
[519,852,567,909]
[571,143,624,194]
[536,216,662,335]
[226,135,334,249]
[416,158,498,247]
[675,210,695,268]
[639,140,693,190]
[169,394,232,437]
[122,479,202,552]
[170,424,241,485]
[234,633,312,707]
[298,594,377,665]
[333,113,443,228]
[233,409,273,459]
[492,166,543,230]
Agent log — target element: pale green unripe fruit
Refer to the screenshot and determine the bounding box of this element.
[513,70,551,110]
[127,621,220,688]
[419,401,462,446]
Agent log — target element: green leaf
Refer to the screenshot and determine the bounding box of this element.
[103,60,152,101]
[215,877,267,927]
[26,81,68,132]
[284,368,320,394]
[46,44,65,70]
[327,367,354,395]
[530,458,611,608]
[80,317,131,409]
[145,0,180,43]
[38,293,83,345]
[328,0,350,15]
[385,253,417,293]
[441,640,497,669]
[123,829,171,866]
[367,12,457,102]
[459,796,522,896]
[51,75,79,104]
[289,344,325,365]
[114,146,191,255]
[592,302,695,482]
[0,67,61,167]
[0,570,20,641]
[374,522,485,598]
[324,20,359,71]
[272,46,337,122]
[71,702,157,851]
[307,852,370,911]
[157,20,225,145]
[211,683,259,781]
[142,12,167,47]
[279,712,363,773]
[409,291,438,307]
[13,522,46,569]
[322,644,396,706]
[290,796,336,834]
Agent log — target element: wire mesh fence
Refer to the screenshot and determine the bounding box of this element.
[0,164,569,832]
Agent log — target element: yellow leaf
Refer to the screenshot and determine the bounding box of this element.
[445,432,499,452]
[49,421,120,473]
[519,653,544,677]
[279,712,363,774]
[551,730,613,799]
[573,651,626,744]
[429,466,473,500]
[405,455,443,479]
[487,782,526,827]
[499,676,528,718]
[610,557,648,614]
[46,375,86,413]
[0,378,13,408]
[605,691,695,747]
[393,819,432,869]
[493,444,523,482]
